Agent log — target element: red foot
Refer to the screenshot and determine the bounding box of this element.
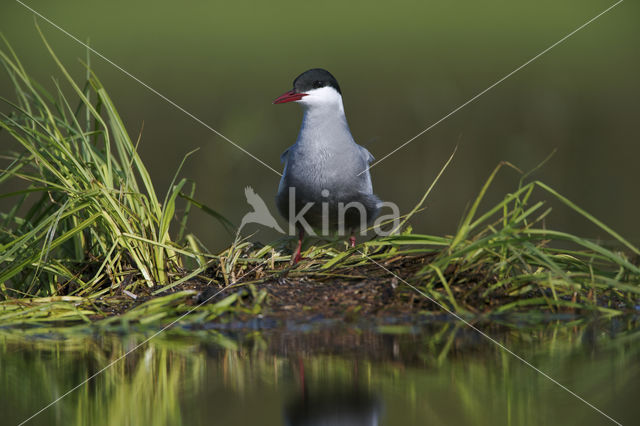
[349,235,356,248]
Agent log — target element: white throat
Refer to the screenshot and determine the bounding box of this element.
[296,87,351,146]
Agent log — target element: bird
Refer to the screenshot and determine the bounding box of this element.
[273,68,380,263]
[239,186,285,234]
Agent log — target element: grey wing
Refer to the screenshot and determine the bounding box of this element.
[277,147,291,195]
[280,147,290,164]
[358,146,375,194]
[358,146,375,165]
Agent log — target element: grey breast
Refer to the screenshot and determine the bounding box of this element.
[276,141,380,231]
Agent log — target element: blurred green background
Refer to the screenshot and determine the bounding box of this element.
[1,0,638,251]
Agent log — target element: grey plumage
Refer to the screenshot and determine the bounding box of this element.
[275,69,380,233]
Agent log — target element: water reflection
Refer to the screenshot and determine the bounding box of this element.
[285,358,380,426]
[1,319,638,425]
[285,387,380,426]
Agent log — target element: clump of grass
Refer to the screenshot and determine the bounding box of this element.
[0,29,221,300]
[408,163,639,315]
[215,155,639,317]
[0,30,638,327]
[248,161,639,316]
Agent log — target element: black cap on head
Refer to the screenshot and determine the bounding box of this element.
[293,68,341,95]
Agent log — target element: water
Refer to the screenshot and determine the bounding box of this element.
[2,319,638,425]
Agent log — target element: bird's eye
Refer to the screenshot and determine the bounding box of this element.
[312,80,323,89]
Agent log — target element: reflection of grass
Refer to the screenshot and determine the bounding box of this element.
[0,31,638,326]
[0,331,206,426]
[2,321,637,425]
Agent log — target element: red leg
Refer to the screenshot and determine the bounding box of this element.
[293,228,304,264]
[349,230,356,248]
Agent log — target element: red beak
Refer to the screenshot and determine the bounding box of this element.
[273,90,307,104]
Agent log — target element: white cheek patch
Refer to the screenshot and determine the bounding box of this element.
[299,86,343,107]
